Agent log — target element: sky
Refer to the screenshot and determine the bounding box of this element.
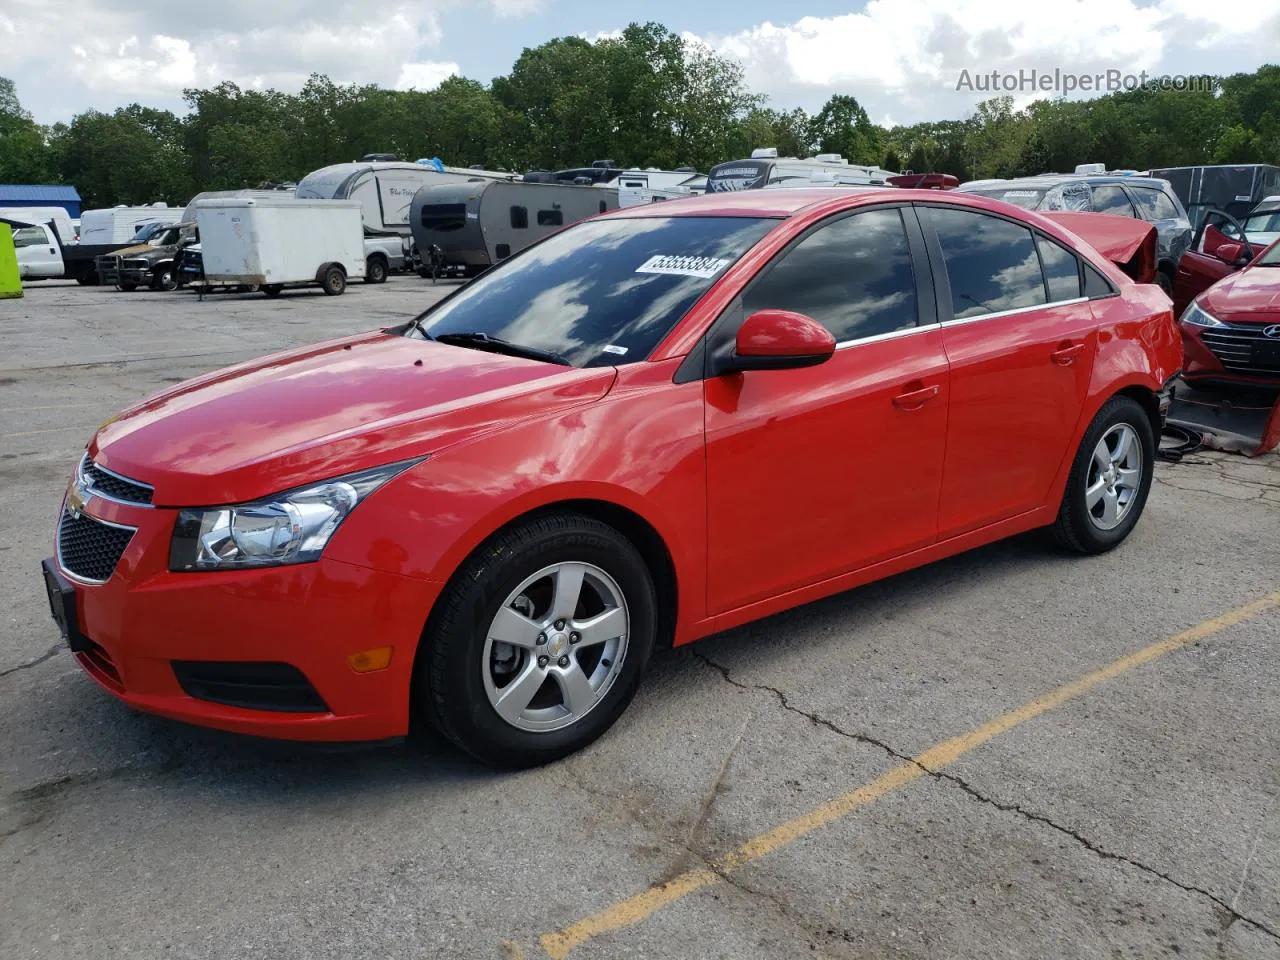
[4,0,1280,128]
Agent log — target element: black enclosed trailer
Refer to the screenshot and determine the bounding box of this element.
[1149,164,1280,231]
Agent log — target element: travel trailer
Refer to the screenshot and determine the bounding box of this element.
[522,162,703,206]
[295,161,516,235]
[78,205,174,245]
[706,148,897,192]
[409,180,619,273]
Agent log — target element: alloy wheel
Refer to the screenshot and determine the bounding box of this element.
[1085,423,1143,531]
[482,561,630,733]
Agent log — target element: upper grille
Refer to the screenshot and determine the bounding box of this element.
[82,456,153,505]
[1200,326,1280,375]
[58,509,135,583]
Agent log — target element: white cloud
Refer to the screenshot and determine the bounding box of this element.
[396,61,461,91]
[692,0,1280,124]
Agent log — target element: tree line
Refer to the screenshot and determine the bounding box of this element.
[1,22,1278,209]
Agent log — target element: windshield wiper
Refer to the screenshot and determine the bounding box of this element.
[432,331,571,366]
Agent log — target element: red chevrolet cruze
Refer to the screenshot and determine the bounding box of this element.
[43,189,1181,766]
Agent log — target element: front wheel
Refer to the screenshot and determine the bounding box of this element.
[150,269,176,291]
[420,512,657,767]
[118,280,138,292]
[365,256,387,284]
[1053,395,1155,554]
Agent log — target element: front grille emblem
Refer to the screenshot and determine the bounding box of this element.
[1263,324,1280,339]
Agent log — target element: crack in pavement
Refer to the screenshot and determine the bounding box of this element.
[0,643,63,679]
[690,650,1280,946]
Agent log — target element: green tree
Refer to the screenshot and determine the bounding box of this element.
[809,94,882,164]
[0,77,53,183]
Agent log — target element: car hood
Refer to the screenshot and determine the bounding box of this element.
[90,331,617,505]
[108,243,157,257]
[1199,267,1280,322]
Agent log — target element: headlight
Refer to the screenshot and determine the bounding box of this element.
[169,458,423,571]
[1181,302,1225,327]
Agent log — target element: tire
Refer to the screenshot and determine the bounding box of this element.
[365,256,387,284]
[75,273,94,286]
[262,284,284,298]
[1052,395,1155,554]
[150,269,176,291]
[1156,270,1173,297]
[421,511,657,768]
[321,265,346,296]
[118,280,138,292]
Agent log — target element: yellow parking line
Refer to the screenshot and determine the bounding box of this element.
[540,590,1280,959]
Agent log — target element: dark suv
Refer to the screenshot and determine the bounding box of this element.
[957,175,1192,296]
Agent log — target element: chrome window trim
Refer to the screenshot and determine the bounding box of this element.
[940,296,1088,328]
[55,500,139,586]
[79,453,155,509]
[835,321,942,351]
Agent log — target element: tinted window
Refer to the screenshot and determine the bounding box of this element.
[537,209,563,227]
[1036,236,1082,302]
[1090,185,1134,217]
[12,227,47,247]
[414,216,774,367]
[743,208,918,342]
[510,206,528,229]
[1084,263,1115,298]
[421,203,466,231]
[926,208,1046,319]
[1129,187,1178,221]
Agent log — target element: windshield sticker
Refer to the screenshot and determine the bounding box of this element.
[1001,190,1039,198]
[602,344,628,355]
[635,254,731,279]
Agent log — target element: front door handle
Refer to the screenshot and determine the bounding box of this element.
[1051,342,1086,365]
[892,383,940,410]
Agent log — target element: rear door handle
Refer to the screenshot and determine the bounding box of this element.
[1051,342,1086,365]
[891,384,940,410]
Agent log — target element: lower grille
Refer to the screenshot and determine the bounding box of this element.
[171,662,330,713]
[79,641,124,691]
[57,509,135,583]
[1200,327,1280,374]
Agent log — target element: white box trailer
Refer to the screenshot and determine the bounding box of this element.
[194,197,365,297]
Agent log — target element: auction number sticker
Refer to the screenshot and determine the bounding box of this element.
[636,255,731,279]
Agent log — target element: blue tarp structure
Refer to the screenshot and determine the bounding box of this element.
[0,184,82,218]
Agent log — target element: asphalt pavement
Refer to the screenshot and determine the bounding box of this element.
[2,278,1278,960]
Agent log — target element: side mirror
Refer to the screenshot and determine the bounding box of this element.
[1214,241,1249,266]
[721,309,836,373]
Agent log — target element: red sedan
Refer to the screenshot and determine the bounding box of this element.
[43,189,1181,766]
[1180,237,1280,386]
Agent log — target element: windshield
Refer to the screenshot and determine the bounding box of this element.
[150,228,179,246]
[1244,209,1280,235]
[409,216,775,367]
[1255,239,1280,266]
[960,187,1046,210]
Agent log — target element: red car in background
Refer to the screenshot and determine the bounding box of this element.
[1180,237,1280,386]
[43,189,1181,767]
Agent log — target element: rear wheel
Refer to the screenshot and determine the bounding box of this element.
[1053,396,1155,554]
[365,256,387,284]
[118,280,137,292]
[420,512,656,768]
[321,265,346,296]
[262,284,284,298]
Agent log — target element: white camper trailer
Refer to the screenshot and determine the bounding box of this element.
[79,205,174,244]
[706,148,897,192]
[295,161,516,235]
[194,197,365,297]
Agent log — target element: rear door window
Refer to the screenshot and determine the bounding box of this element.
[923,208,1047,319]
[742,207,919,342]
[1090,185,1135,217]
[1036,236,1082,302]
[1129,187,1179,221]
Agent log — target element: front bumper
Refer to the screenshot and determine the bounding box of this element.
[96,256,153,286]
[1181,321,1280,386]
[46,494,442,741]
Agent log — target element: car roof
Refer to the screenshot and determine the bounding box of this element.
[962,175,1170,191]
[599,187,887,219]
